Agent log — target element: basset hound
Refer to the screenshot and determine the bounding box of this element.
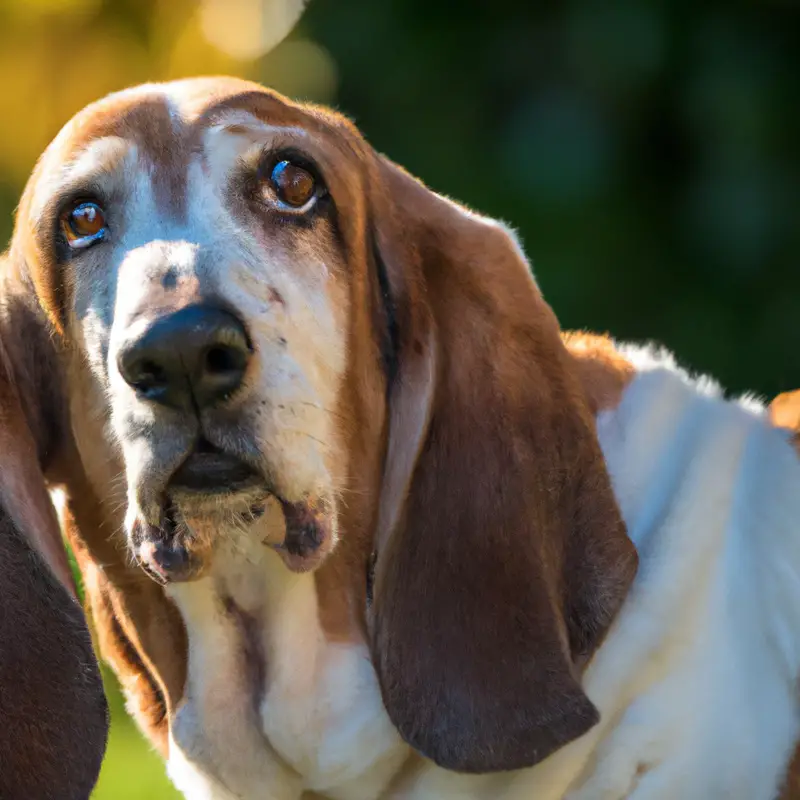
[2,76,800,800]
[0,318,108,796]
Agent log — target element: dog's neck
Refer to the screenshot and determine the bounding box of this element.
[165,521,408,800]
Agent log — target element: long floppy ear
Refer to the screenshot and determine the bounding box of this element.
[0,279,109,796]
[0,250,73,590]
[367,157,638,773]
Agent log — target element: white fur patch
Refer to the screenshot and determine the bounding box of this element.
[166,533,406,800]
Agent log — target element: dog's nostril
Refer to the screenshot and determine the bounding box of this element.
[135,360,167,387]
[205,345,239,375]
[122,357,171,401]
[195,436,219,454]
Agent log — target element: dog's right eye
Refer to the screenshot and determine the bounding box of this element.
[61,201,108,250]
[269,160,317,209]
[255,150,327,215]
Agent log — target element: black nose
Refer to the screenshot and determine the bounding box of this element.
[117,305,251,410]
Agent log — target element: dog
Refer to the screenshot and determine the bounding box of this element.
[2,76,800,799]
[0,323,108,798]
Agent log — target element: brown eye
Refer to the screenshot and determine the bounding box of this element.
[61,202,107,249]
[269,160,317,208]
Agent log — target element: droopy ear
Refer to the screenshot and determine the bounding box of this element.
[0,261,109,796]
[0,195,78,582]
[367,157,638,774]
[0,282,72,593]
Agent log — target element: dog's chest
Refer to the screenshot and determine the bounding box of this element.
[166,540,407,800]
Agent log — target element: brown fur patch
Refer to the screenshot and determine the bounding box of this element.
[54,445,187,754]
[780,751,800,800]
[563,331,636,414]
[61,93,188,218]
[0,333,73,591]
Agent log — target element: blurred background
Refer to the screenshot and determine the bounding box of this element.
[0,0,796,796]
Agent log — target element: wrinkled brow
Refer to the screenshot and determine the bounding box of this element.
[56,96,189,218]
[207,114,311,145]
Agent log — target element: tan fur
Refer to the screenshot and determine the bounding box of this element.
[563,331,636,414]
[53,445,186,753]
[771,391,800,455]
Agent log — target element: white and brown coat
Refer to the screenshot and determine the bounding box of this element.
[2,77,800,799]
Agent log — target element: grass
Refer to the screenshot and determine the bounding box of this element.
[92,667,180,799]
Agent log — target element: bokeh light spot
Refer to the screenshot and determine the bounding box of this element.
[200,0,308,61]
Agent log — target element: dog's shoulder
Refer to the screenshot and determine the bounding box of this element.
[568,342,800,799]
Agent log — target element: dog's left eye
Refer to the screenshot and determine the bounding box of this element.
[61,201,107,249]
[268,160,318,209]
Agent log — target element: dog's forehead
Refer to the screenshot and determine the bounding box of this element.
[52,79,308,169]
[28,77,361,222]
[27,77,364,223]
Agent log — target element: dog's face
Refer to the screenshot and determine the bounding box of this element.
[18,78,382,580]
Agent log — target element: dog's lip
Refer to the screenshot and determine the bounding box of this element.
[168,441,262,494]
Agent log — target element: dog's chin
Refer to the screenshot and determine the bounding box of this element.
[128,451,337,584]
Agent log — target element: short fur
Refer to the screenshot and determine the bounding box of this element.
[2,77,800,799]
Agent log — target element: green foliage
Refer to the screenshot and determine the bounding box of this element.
[301,0,800,397]
[93,668,180,799]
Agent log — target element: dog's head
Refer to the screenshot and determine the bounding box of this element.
[16,78,376,579]
[11,77,637,772]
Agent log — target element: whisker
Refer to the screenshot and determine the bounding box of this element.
[296,401,349,423]
[275,426,336,453]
